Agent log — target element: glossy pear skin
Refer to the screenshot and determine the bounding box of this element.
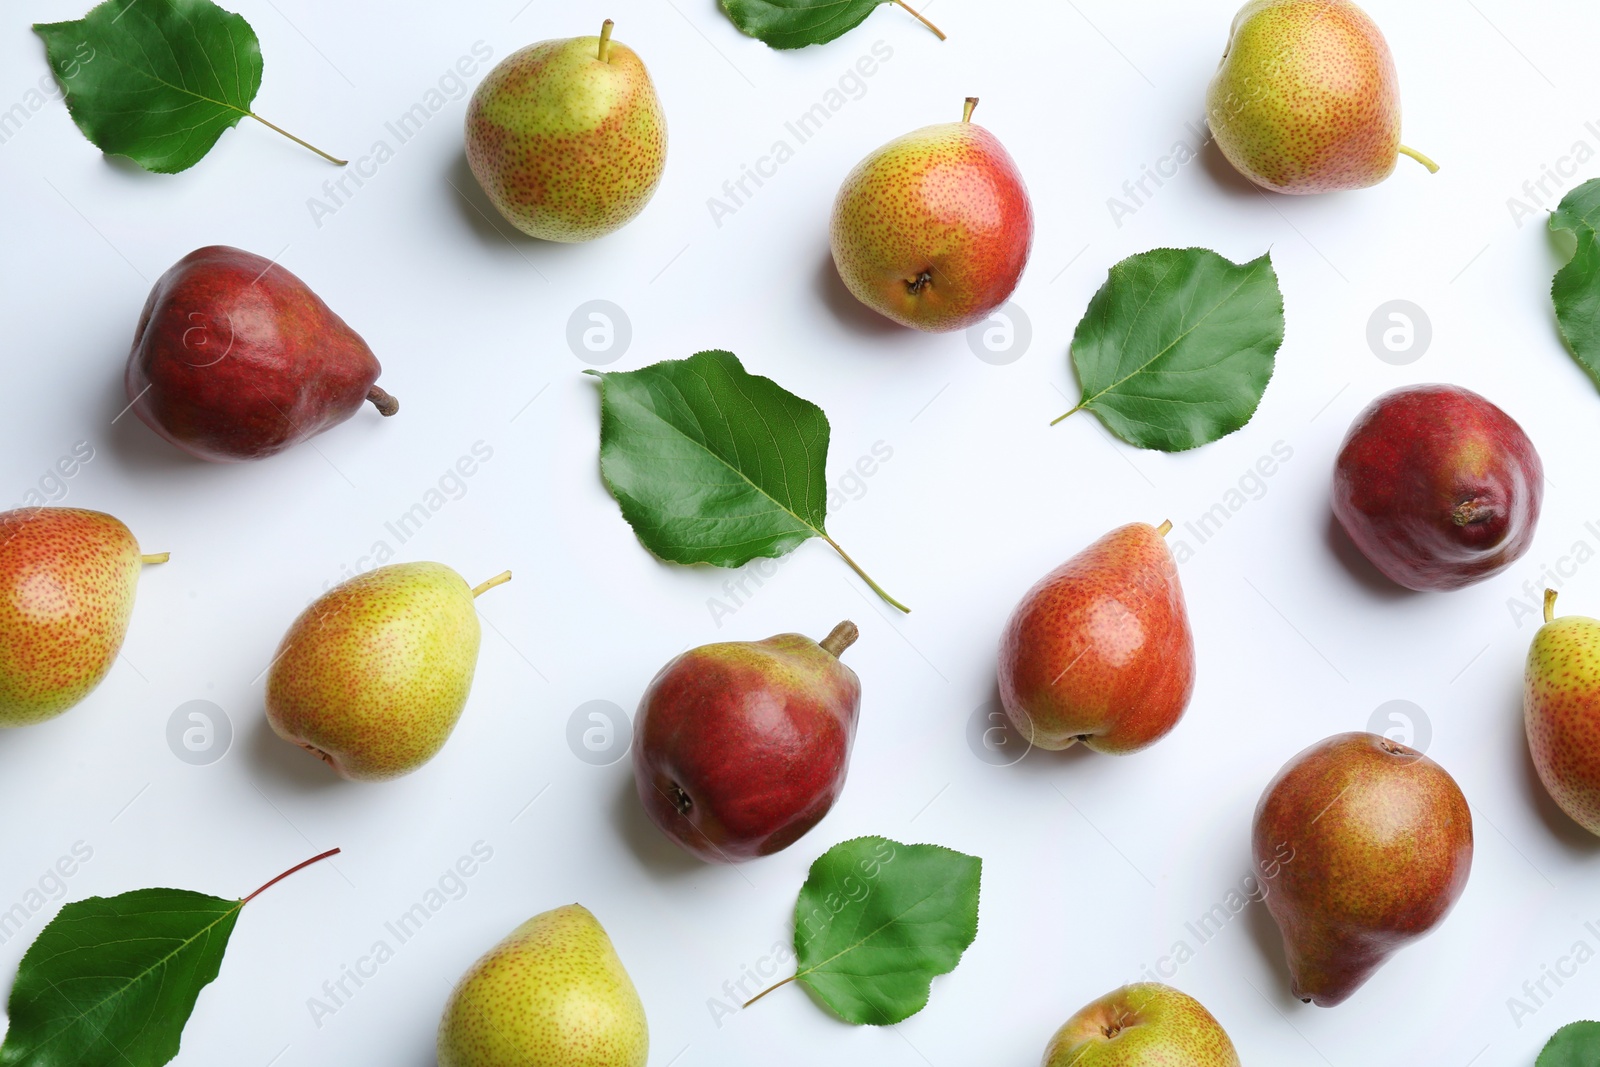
[438,905,647,1067]
[998,523,1194,753]
[466,25,667,242]
[126,246,396,462]
[1253,732,1472,1006]
[0,508,160,727]
[265,563,487,781]
[1333,384,1543,591]
[633,623,861,863]
[1207,0,1405,193]
[1043,984,1240,1067]
[1526,592,1600,834]
[830,103,1033,332]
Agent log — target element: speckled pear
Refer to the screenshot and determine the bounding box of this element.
[1043,984,1240,1066]
[1206,0,1437,193]
[0,507,167,727]
[438,904,648,1067]
[265,562,510,781]
[1525,590,1600,834]
[466,20,667,242]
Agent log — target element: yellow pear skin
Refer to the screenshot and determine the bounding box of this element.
[265,562,510,781]
[438,905,648,1067]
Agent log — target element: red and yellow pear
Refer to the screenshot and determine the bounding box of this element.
[1526,590,1600,834]
[1043,984,1240,1066]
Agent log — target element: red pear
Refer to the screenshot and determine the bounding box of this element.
[632,622,861,863]
[997,521,1194,753]
[125,246,398,462]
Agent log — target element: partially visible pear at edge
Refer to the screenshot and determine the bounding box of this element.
[438,904,648,1067]
[1526,590,1600,834]
[1043,984,1240,1066]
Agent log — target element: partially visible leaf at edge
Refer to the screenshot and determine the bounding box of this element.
[718,0,940,49]
[1550,177,1600,388]
[790,836,981,1025]
[1537,1021,1600,1066]
[1063,247,1285,452]
[0,888,240,1067]
[587,350,907,610]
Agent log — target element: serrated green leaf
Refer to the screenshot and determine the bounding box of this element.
[789,836,980,1025]
[1551,178,1600,389]
[587,350,907,611]
[33,0,339,173]
[1058,247,1285,452]
[0,888,241,1067]
[1538,1021,1600,1066]
[718,0,938,49]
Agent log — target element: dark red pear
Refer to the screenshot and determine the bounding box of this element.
[125,245,398,462]
[632,622,861,863]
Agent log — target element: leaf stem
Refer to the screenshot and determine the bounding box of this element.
[242,847,342,905]
[893,0,947,40]
[1050,403,1085,426]
[1397,145,1439,174]
[248,113,347,166]
[743,972,799,1008]
[824,536,909,613]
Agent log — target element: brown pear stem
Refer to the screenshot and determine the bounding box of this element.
[1155,520,1173,538]
[1397,145,1440,173]
[246,113,347,166]
[366,385,400,417]
[744,973,799,1008]
[1546,588,1559,624]
[472,571,513,598]
[893,0,946,40]
[962,97,979,123]
[241,847,342,906]
[139,552,170,565]
[599,19,615,62]
[820,621,859,658]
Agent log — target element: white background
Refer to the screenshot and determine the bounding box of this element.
[0,0,1595,1063]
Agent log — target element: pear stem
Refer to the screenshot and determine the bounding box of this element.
[241,847,342,906]
[822,536,909,614]
[247,113,347,166]
[893,0,946,40]
[366,385,400,417]
[1397,145,1440,174]
[743,973,799,1009]
[598,19,615,63]
[1545,588,1559,624]
[820,621,859,658]
[962,97,979,123]
[1155,520,1173,538]
[472,571,513,598]
[139,552,170,565]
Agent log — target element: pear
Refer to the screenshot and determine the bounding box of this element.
[1526,590,1600,834]
[438,904,648,1067]
[1253,732,1472,1006]
[997,521,1194,753]
[0,507,167,727]
[265,563,510,781]
[830,97,1033,332]
[1206,0,1437,194]
[1043,984,1240,1066]
[466,20,667,242]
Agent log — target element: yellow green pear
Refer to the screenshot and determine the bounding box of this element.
[438,905,648,1067]
[0,507,167,727]
[265,562,510,781]
[1043,984,1240,1066]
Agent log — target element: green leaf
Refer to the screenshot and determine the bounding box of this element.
[718,0,944,49]
[1538,1021,1600,1066]
[587,350,907,611]
[782,836,981,1025]
[1551,178,1600,389]
[33,0,342,174]
[1056,247,1285,452]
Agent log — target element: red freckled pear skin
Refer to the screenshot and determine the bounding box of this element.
[997,522,1193,754]
[466,20,667,242]
[265,564,511,782]
[1043,984,1241,1067]
[830,97,1033,332]
[1526,591,1600,834]
[1253,732,1473,1007]
[633,622,862,863]
[1206,0,1438,194]
[0,508,167,727]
